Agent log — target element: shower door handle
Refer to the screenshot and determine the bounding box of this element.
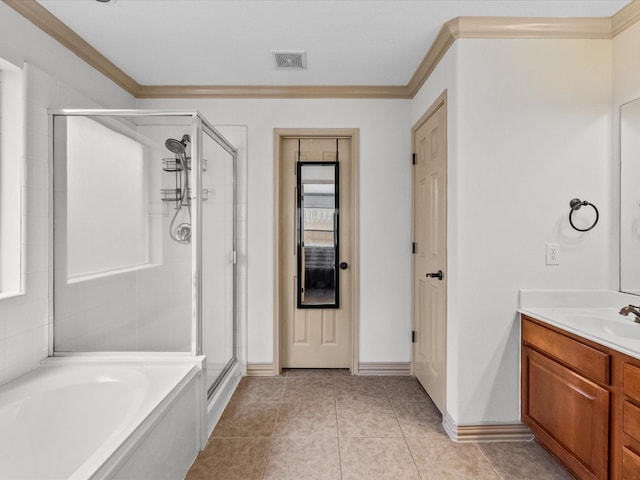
[337,262,348,270]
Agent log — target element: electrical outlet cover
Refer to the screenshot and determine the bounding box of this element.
[546,243,560,265]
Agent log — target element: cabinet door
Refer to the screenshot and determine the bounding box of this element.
[622,447,640,480]
[523,347,609,480]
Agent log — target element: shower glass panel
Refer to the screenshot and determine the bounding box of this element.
[201,129,235,393]
[52,110,237,393]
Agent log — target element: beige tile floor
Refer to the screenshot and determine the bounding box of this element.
[186,369,574,480]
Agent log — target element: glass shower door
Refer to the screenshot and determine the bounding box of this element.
[200,125,236,393]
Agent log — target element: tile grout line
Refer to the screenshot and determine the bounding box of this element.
[384,377,425,480]
[260,377,285,480]
[334,370,344,480]
[403,434,426,480]
[474,443,505,480]
[259,436,272,480]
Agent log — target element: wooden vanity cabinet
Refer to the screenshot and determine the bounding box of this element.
[522,315,611,480]
[617,358,640,480]
[522,314,640,480]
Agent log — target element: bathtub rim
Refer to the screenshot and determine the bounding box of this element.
[38,355,207,480]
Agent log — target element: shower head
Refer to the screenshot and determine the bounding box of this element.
[165,138,186,155]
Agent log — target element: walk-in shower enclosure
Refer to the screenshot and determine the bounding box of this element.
[52,110,238,395]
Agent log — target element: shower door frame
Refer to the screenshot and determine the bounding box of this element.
[197,115,240,396]
[50,109,238,397]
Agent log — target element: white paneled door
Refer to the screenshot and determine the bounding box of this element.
[413,93,447,413]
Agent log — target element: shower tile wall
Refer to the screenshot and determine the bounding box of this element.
[0,63,130,385]
[0,65,51,384]
[55,122,193,353]
[0,62,248,384]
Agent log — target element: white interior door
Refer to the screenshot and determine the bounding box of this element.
[413,95,447,413]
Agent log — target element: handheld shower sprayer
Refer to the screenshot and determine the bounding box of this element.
[164,135,191,157]
[165,138,185,156]
[165,135,192,244]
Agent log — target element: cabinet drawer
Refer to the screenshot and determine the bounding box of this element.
[624,401,640,441]
[522,318,610,385]
[622,447,640,480]
[523,347,609,480]
[625,363,640,403]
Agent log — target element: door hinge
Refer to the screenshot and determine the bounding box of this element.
[412,242,416,254]
[412,330,416,343]
[412,153,416,165]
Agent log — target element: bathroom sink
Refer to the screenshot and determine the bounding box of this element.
[562,314,640,340]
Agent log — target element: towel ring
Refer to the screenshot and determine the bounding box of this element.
[569,198,599,232]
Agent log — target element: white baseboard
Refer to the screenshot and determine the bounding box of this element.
[443,412,534,443]
[246,362,411,376]
[246,362,275,376]
[357,362,412,376]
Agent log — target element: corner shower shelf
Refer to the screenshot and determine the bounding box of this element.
[160,188,209,206]
[161,188,182,203]
[162,158,184,172]
[162,157,207,172]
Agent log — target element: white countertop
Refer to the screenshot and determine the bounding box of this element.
[518,290,640,361]
[519,306,640,361]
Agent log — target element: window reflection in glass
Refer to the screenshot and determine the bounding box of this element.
[297,163,339,308]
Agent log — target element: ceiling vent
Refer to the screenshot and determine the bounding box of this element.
[273,51,306,70]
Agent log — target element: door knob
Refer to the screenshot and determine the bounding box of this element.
[426,270,444,280]
[338,262,349,270]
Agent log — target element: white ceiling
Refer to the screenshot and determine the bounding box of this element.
[37,0,630,87]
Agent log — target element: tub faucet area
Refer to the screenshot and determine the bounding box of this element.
[619,304,640,323]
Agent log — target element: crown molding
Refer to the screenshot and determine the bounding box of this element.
[452,16,612,39]
[407,15,613,97]
[136,84,411,99]
[612,0,640,36]
[2,0,141,97]
[407,20,458,98]
[4,0,639,100]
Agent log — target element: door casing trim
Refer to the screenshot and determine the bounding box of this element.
[273,128,360,375]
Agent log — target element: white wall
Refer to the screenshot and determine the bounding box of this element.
[413,38,612,425]
[0,1,135,385]
[137,97,413,365]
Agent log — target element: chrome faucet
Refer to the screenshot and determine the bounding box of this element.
[619,304,640,323]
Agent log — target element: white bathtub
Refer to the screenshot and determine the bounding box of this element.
[0,360,205,480]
